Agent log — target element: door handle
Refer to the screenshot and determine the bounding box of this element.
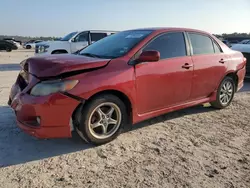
[219,59,226,64]
[182,63,193,69]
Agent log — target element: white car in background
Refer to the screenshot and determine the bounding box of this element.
[23,40,43,49]
[35,30,117,55]
[238,39,250,44]
[231,41,250,53]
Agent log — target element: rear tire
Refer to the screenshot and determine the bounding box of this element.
[6,47,12,52]
[26,45,31,49]
[211,76,235,109]
[75,94,128,145]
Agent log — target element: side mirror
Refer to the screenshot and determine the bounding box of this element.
[71,38,76,42]
[136,50,160,63]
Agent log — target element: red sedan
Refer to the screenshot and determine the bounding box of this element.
[9,28,246,145]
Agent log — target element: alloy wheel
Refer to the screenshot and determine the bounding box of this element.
[219,80,233,105]
[88,102,122,139]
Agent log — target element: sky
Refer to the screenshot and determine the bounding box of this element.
[0,0,250,37]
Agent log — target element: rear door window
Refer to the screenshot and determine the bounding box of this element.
[189,33,214,55]
[90,33,108,42]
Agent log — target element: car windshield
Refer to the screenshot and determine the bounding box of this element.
[79,30,153,58]
[60,32,78,41]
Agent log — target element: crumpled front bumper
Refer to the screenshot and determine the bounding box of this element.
[8,71,81,139]
[9,90,81,138]
[9,91,80,138]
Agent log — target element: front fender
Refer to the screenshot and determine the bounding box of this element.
[46,41,71,54]
[67,59,137,115]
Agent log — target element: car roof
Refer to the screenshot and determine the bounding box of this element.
[77,30,118,33]
[126,27,211,35]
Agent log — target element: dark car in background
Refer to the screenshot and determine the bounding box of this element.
[231,41,250,78]
[3,38,22,46]
[0,40,18,52]
[222,40,231,47]
[242,52,250,79]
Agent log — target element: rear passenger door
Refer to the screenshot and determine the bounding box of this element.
[90,32,107,44]
[188,32,227,100]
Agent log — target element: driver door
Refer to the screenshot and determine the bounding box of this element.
[70,32,90,53]
[135,32,194,114]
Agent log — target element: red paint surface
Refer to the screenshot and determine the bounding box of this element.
[10,28,246,138]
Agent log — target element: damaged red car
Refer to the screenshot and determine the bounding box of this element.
[9,28,246,145]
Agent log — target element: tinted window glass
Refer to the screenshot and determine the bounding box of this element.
[189,33,214,55]
[213,41,222,53]
[75,32,89,42]
[91,33,107,42]
[143,32,186,59]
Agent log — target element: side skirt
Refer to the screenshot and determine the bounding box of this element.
[133,94,216,124]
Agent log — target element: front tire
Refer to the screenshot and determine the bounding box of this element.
[26,45,31,49]
[211,76,235,109]
[76,94,128,145]
[6,47,12,52]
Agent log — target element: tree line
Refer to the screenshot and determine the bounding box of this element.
[0,35,61,42]
[1,32,250,42]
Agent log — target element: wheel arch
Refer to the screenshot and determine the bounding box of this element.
[51,49,69,54]
[216,71,238,92]
[72,89,134,128]
[26,45,32,49]
[225,71,239,91]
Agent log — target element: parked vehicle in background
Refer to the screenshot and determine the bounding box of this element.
[231,43,250,78]
[222,39,231,47]
[0,40,18,52]
[35,30,117,55]
[23,40,43,49]
[8,28,246,145]
[238,39,250,44]
[225,37,250,44]
[229,40,240,47]
[3,38,22,47]
[23,40,35,46]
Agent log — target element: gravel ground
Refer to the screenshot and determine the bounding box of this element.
[0,50,250,188]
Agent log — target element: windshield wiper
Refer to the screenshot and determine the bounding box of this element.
[80,53,117,59]
[80,53,101,58]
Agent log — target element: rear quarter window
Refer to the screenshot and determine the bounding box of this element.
[213,41,222,53]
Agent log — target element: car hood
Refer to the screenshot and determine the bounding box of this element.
[36,40,68,46]
[24,54,111,78]
[231,44,250,53]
